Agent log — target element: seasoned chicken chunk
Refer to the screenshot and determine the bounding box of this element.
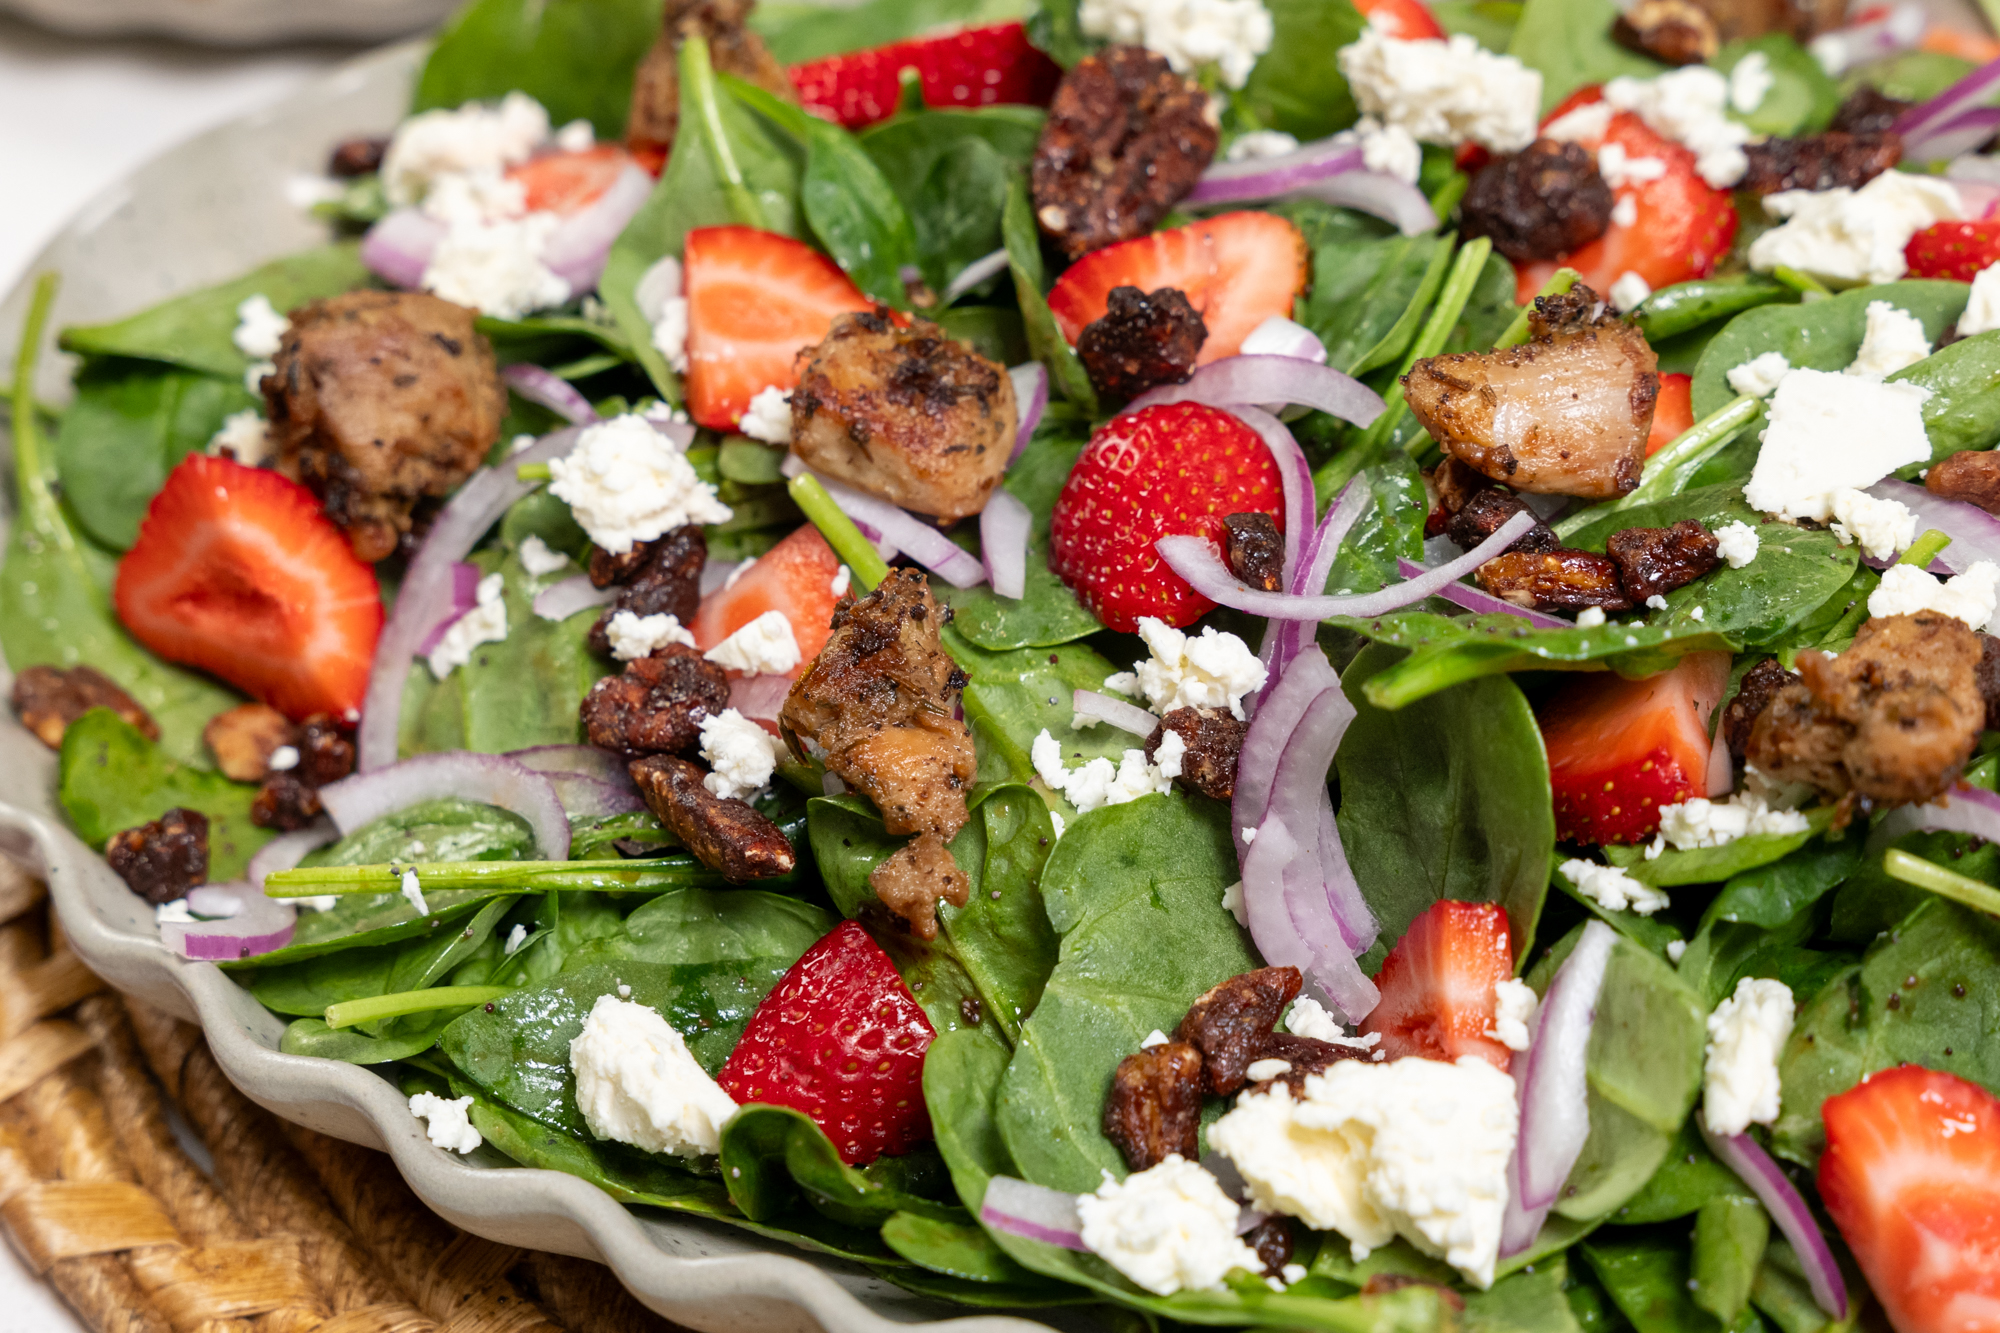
[1404,285,1658,500]
[791,311,1017,521]
[1747,612,1984,805]
[781,570,977,937]
[265,291,506,562]
[626,0,796,160]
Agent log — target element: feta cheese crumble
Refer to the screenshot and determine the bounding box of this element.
[1284,996,1380,1050]
[549,414,732,554]
[1575,606,1607,627]
[1560,858,1670,915]
[1611,195,1638,228]
[1829,487,1917,561]
[1846,300,1933,381]
[569,994,739,1156]
[1748,172,1963,286]
[635,255,690,373]
[428,574,509,679]
[1486,978,1537,1052]
[1077,0,1274,88]
[400,868,429,917]
[1105,617,1267,719]
[1702,977,1794,1136]
[1141,1029,1171,1049]
[1078,1156,1262,1295]
[1962,260,2000,337]
[408,1092,483,1154]
[1337,29,1542,153]
[830,564,852,597]
[423,213,570,321]
[698,709,785,800]
[1209,1056,1520,1287]
[1602,66,1752,189]
[155,900,197,925]
[1609,271,1652,312]
[1346,116,1422,185]
[704,609,802,676]
[382,91,550,206]
[738,385,794,444]
[1031,729,1177,813]
[232,294,288,359]
[207,410,274,466]
[1728,50,1774,113]
[1226,130,1301,160]
[1712,521,1761,568]
[1666,939,1687,963]
[1868,561,2000,630]
[1742,369,1932,522]
[1656,787,1811,850]
[605,609,696,661]
[1596,142,1667,190]
[518,534,570,577]
[1726,351,1791,398]
[504,923,528,955]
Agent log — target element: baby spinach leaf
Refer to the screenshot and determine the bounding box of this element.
[1529,926,1707,1222]
[53,359,258,549]
[996,793,1251,1192]
[752,0,1032,63]
[1302,231,1451,381]
[1508,0,1665,111]
[280,1009,466,1064]
[1578,1229,1717,1333]
[412,0,663,138]
[567,885,831,968]
[720,1103,960,1226]
[1002,176,1096,411]
[1631,277,1794,346]
[861,107,1042,296]
[1617,1119,1753,1225]
[57,243,371,379]
[248,892,519,1016]
[1894,329,2000,468]
[942,625,1138,793]
[304,796,537,868]
[1336,644,1554,971]
[878,1212,1072,1296]
[1715,36,1839,137]
[478,310,639,372]
[1325,455,1428,596]
[1238,0,1367,138]
[1623,809,1838,890]
[57,709,270,879]
[225,890,513,969]
[1831,756,1999,941]
[1700,835,1860,928]
[1024,0,1094,66]
[1691,1195,1768,1324]
[1430,0,1523,51]
[1852,49,1974,102]
[1463,1259,1583,1333]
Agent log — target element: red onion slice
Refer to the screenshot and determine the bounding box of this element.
[980,490,1032,599]
[1906,105,2000,164]
[1867,780,2000,851]
[507,744,635,788]
[544,773,643,818]
[980,1176,1087,1250]
[358,427,584,771]
[1223,405,1314,594]
[1072,689,1157,736]
[1896,49,2000,151]
[1260,479,1378,694]
[1700,1125,1849,1320]
[185,885,246,918]
[1394,557,1569,629]
[1865,479,2000,574]
[1008,363,1048,463]
[1240,316,1328,365]
[541,164,652,292]
[1188,140,1366,204]
[160,888,297,961]
[1126,355,1386,429]
[531,574,616,622]
[728,673,793,725]
[246,823,338,892]
[945,248,1011,304]
[1297,172,1439,238]
[1501,920,1616,1257]
[1162,509,1537,620]
[360,207,446,289]
[502,364,598,426]
[320,751,571,860]
[803,467,987,587]
[416,563,483,656]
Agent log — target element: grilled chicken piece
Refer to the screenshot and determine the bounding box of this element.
[781,569,977,937]
[265,291,506,563]
[1404,284,1658,500]
[627,0,795,160]
[1747,612,1984,805]
[791,311,1018,521]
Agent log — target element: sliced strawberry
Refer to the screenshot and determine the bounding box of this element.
[1048,401,1286,632]
[1538,651,1730,844]
[717,920,936,1164]
[506,143,633,214]
[1358,900,1516,1072]
[1047,213,1309,365]
[1353,0,1447,41]
[1513,97,1738,305]
[1820,1065,2000,1333]
[788,21,1062,130]
[1647,372,1693,457]
[1905,220,2000,282]
[682,225,874,432]
[689,523,845,668]
[114,454,383,721]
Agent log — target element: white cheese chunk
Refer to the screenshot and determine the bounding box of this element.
[382,91,550,206]
[1123,617,1268,719]
[1702,977,1794,1136]
[422,212,570,320]
[1609,271,1652,312]
[1656,788,1811,850]
[1748,172,1963,286]
[427,573,509,680]
[1337,29,1542,153]
[1845,300,1932,381]
[1829,487,1917,561]
[1076,1156,1263,1295]
[517,534,571,576]
[738,385,794,444]
[1284,996,1380,1051]
[549,414,732,554]
[1712,521,1761,568]
[1486,978,1537,1052]
[1868,561,2000,630]
[698,709,785,800]
[1030,729,1175,814]
[1559,858,1670,915]
[1227,130,1301,161]
[1077,0,1273,87]
[408,1092,482,1154]
[1742,369,1932,522]
[232,294,288,359]
[1602,66,1751,189]
[605,609,696,661]
[207,409,274,466]
[704,609,802,677]
[1728,50,1774,113]
[1962,260,2000,337]
[1726,351,1791,399]
[569,994,739,1156]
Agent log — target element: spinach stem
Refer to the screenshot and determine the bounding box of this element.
[787,474,891,591]
[10,274,59,521]
[1494,267,1581,349]
[265,858,730,895]
[1427,172,1469,224]
[1771,266,1831,297]
[681,34,764,228]
[514,462,551,482]
[1883,848,2000,918]
[1553,394,1761,539]
[324,986,509,1031]
[1899,529,1952,568]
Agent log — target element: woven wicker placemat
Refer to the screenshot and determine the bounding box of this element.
[0,856,689,1333]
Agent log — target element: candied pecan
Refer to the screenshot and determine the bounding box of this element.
[1476,549,1633,612]
[1830,86,1913,136]
[1426,458,1493,538]
[251,775,324,832]
[589,525,707,656]
[581,645,730,755]
[1244,1033,1364,1096]
[867,832,972,941]
[105,808,209,904]
[1723,657,1799,760]
[1103,1040,1203,1171]
[1446,489,1559,556]
[203,704,297,783]
[10,665,158,751]
[589,543,653,589]
[1223,512,1285,592]
[1361,1274,1466,1312]
[1147,707,1248,801]
[628,755,796,882]
[1611,0,1719,64]
[1245,1218,1295,1279]
[1739,133,1901,197]
[1461,140,1614,264]
[1606,519,1721,603]
[1175,966,1301,1096]
[1925,450,2000,515]
[1031,45,1218,259]
[294,713,358,787]
[328,137,388,177]
[1076,286,1208,402]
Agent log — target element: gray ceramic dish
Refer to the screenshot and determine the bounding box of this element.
[0,0,451,46]
[0,40,1078,1333]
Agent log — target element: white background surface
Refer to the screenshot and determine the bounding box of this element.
[0,19,352,1326]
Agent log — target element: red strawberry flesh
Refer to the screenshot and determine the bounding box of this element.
[1358,900,1516,1072]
